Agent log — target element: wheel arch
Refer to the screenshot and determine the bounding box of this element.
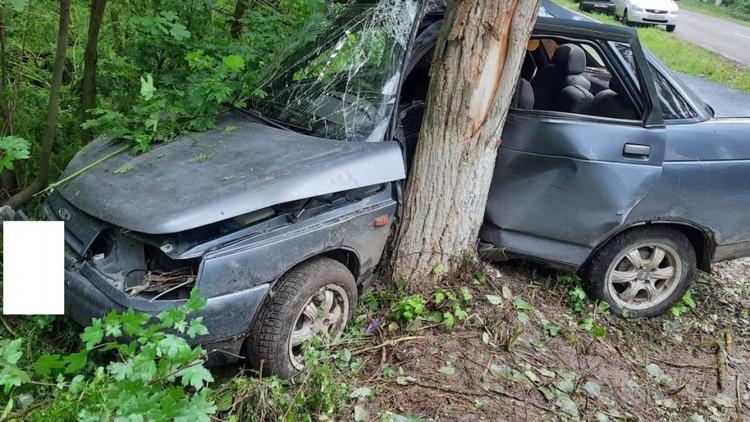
[584,220,714,273]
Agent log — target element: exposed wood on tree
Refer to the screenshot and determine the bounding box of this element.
[5,0,71,208]
[389,0,540,292]
[230,0,251,38]
[81,0,108,143]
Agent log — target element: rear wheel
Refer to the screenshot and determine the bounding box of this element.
[583,227,696,318]
[247,257,357,378]
[666,24,676,32]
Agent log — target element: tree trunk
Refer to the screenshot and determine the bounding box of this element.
[0,8,18,195]
[389,0,540,292]
[81,0,107,143]
[5,0,71,209]
[230,0,251,38]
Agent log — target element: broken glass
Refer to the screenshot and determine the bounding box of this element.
[252,0,419,141]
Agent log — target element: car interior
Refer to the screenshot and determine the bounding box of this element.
[396,36,642,168]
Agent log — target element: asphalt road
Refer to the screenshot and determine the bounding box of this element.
[674,9,750,67]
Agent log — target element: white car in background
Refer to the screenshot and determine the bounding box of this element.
[614,0,679,32]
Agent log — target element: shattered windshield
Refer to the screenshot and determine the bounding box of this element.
[251,0,418,141]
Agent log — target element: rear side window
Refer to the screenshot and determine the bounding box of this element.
[612,42,696,120]
[650,65,697,120]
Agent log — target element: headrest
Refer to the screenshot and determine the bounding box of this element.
[553,44,586,75]
[512,78,535,110]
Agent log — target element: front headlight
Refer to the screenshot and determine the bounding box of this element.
[632,5,644,12]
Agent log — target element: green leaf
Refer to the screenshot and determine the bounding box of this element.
[34,354,65,377]
[140,74,156,100]
[187,317,209,339]
[63,351,88,374]
[350,386,373,399]
[556,395,579,418]
[1,339,24,365]
[591,325,606,338]
[8,0,28,11]
[485,295,503,306]
[187,288,207,313]
[0,136,31,172]
[517,311,530,324]
[438,365,455,375]
[121,309,150,337]
[222,55,246,72]
[180,365,213,390]
[80,319,104,350]
[513,298,532,310]
[1,366,30,393]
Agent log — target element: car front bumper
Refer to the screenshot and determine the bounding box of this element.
[64,256,269,364]
[628,9,678,25]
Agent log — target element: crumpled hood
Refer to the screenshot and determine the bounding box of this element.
[58,112,405,234]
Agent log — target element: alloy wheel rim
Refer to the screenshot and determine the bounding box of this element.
[288,284,349,370]
[606,242,682,311]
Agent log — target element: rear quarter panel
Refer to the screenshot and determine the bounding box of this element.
[626,118,750,260]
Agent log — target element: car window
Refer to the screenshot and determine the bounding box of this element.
[612,42,696,120]
[582,44,605,68]
[517,38,641,121]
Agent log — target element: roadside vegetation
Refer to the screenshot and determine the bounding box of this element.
[557,0,750,93]
[3,257,749,420]
[2,0,750,420]
[680,0,750,26]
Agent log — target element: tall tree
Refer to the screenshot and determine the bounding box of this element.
[230,0,251,38]
[5,0,71,208]
[0,6,17,195]
[81,0,107,143]
[389,0,540,292]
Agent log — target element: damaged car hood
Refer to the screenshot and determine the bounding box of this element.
[58,112,405,234]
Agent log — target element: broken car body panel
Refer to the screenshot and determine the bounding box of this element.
[59,112,405,234]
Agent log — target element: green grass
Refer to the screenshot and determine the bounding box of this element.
[678,0,750,27]
[554,0,750,93]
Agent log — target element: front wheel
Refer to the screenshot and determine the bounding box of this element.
[666,24,676,32]
[583,227,696,318]
[623,9,634,26]
[247,257,357,378]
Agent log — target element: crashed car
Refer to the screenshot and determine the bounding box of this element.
[48,0,750,377]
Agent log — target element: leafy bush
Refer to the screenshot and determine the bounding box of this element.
[0,289,215,420]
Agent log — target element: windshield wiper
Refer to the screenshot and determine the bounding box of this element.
[233,107,295,132]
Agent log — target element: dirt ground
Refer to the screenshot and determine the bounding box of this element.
[350,259,750,421]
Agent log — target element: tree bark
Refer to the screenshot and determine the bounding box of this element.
[389,0,540,292]
[0,7,18,195]
[5,0,71,208]
[230,0,251,38]
[81,0,107,143]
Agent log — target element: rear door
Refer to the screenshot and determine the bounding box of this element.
[482,19,666,269]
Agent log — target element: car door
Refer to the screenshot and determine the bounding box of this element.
[481,19,666,270]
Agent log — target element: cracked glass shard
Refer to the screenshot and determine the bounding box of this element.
[252,0,418,141]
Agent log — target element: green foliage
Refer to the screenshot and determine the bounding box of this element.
[392,295,426,324]
[0,136,31,172]
[431,287,473,328]
[0,288,216,420]
[670,290,697,318]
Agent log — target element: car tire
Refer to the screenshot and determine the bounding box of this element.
[246,257,357,378]
[666,24,676,32]
[623,9,634,26]
[583,226,696,318]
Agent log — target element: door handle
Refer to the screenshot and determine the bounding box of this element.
[623,143,651,158]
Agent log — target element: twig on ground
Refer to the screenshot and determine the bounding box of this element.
[351,336,425,355]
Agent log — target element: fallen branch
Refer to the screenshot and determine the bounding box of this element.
[351,336,425,355]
